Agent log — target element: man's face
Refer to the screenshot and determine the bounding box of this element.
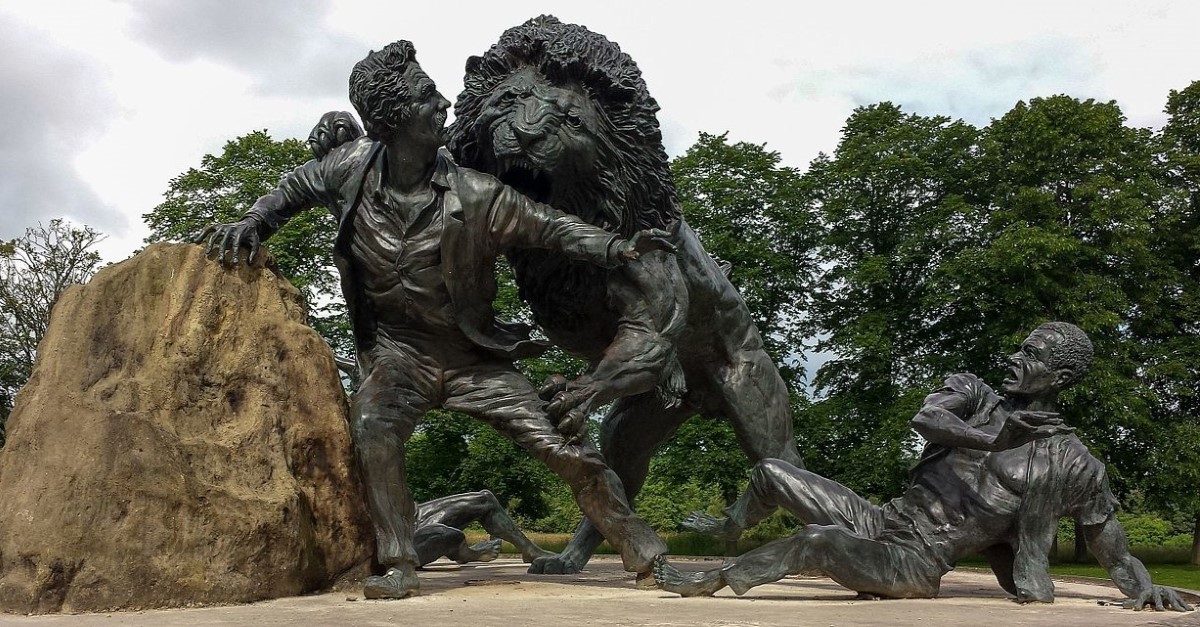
[1001,329,1064,399]
[398,63,450,148]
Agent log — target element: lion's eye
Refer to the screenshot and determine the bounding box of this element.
[485,88,516,107]
[565,111,583,128]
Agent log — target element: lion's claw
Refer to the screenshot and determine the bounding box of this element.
[527,554,583,575]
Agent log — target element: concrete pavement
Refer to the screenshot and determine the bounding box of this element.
[0,557,1195,626]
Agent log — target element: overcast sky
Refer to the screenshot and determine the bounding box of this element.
[2,0,1199,263]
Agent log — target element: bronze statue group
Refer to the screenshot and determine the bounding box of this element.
[197,16,1192,613]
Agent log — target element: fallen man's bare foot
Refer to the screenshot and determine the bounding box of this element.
[653,556,726,597]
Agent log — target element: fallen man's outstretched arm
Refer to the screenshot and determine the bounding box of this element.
[1085,515,1193,612]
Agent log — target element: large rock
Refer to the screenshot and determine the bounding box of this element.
[0,243,372,613]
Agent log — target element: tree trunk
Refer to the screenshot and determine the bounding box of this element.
[1191,514,1200,566]
[1073,518,1087,562]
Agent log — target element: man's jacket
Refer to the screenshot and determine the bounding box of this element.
[244,137,625,359]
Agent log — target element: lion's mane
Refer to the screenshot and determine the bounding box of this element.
[448,15,680,236]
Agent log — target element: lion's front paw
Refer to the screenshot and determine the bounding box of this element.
[527,554,583,575]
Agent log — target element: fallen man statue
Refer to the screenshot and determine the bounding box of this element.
[413,490,554,567]
[654,322,1193,613]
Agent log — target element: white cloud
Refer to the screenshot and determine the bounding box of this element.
[0,0,1198,264]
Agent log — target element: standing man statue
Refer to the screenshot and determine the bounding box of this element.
[655,322,1193,613]
[197,40,673,600]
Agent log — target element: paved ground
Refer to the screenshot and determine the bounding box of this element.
[1,557,1196,626]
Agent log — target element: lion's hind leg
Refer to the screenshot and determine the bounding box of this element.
[545,392,695,570]
[709,346,804,468]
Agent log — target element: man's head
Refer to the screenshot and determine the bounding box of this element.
[349,40,449,146]
[1002,321,1094,399]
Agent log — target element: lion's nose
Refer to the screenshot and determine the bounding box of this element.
[512,124,540,148]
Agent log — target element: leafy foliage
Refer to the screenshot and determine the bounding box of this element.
[650,416,754,505]
[0,220,104,445]
[1138,81,1200,563]
[631,477,723,532]
[936,96,1164,496]
[405,410,569,524]
[404,261,587,525]
[627,133,819,516]
[802,103,980,497]
[671,132,817,384]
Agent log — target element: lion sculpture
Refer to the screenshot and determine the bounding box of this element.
[447,16,805,574]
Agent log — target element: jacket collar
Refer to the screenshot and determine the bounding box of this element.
[368,145,453,196]
[431,147,452,191]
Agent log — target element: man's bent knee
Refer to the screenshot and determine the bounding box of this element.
[464,489,501,511]
[751,458,799,489]
[351,409,416,444]
[541,445,613,483]
[478,489,501,507]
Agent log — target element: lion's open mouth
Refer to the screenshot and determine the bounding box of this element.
[496,155,555,204]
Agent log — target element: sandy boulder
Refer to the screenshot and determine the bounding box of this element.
[0,243,371,613]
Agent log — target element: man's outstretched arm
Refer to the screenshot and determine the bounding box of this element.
[487,184,675,268]
[195,140,365,265]
[910,377,1073,452]
[485,183,680,436]
[1084,516,1193,611]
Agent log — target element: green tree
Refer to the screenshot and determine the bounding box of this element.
[0,220,105,445]
[671,132,817,383]
[649,413,758,507]
[937,96,1164,502]
[142,131,352,357]
[404,409,570,525]
[803,103,980,498]
[1139,81,1200,563]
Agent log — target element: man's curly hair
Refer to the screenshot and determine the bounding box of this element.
[1036,321,1094,387]
[349,40,418,141]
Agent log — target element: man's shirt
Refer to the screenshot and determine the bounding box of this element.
[350,173,459,344]
[244,139,624,358]
[886,374,1117,569]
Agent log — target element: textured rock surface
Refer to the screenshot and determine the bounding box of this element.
[0,243,372,614]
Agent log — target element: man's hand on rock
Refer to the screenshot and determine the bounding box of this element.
[195,218,263,267]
